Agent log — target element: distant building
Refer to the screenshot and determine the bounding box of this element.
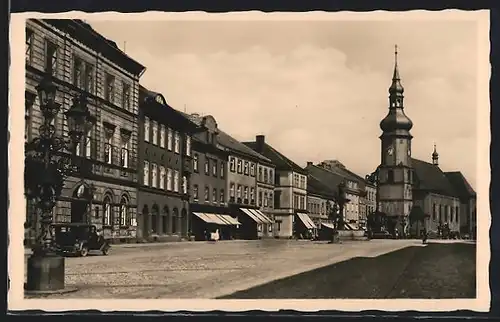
[136,88,199,242]
[444,171,477,237]
[25,19,146,244]
[244,135,308,238]
[306,172,338,229]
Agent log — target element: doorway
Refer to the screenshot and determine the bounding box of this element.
[71,200,88,223]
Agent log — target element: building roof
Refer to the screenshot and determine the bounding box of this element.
[444,171,476,198]
[305,164,346,194]
[411,158,458,197]
[216,131,272,163]
[243,141,307,174]
[307,174,338,199]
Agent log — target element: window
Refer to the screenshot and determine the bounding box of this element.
[250,187,255,202]
[237,159,243,173]
[212,160,218,176]
[258,167,263,181]
[85,64,95,94]
[204,159,210,175]
[269,192,273,208]
[259,191,263,206]
[276,221,281,231]
[237,185,242,199]
[122,83,131,110]
[455,206,459,222]
[230,183,235,197]
[193,185,199,200]
[293,174,299,187]
[250,163,255,177]
[212,188,217,203]
[264,192,268,207]
[220,189,225,203]
[166,168,173,191]
[244,161,249,175]
[143,161,149,185]
[160,124,166,148]
[186,135,191,156]
[205,186,210,202]
[167,128,173,150]
[159,166,166,189]
[152,121,158,145]
[104,132,113,164]
[229,157,236,172]
[264,169,268,183]
[432,204,437,221]
[120,135,130,168]
[182,176,188,194]
[244,186,249,200]
[144,117,150,142]
[193,153,199,172]
[45,40,58,76]
[73,56,84,88]
[151,163,158,188]
[120,196,129,226]
[105,73,115,103]
[26,28,33,64]
[269,169,274,183]
[173,170,179,192]
[220,162,225,178]
[174,131,180,153]
[103,196,112,226]
[387,170,394,183]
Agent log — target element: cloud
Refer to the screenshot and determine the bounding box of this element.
[90,19,478,188]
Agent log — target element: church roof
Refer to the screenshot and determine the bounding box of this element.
[411,158,458,197]
[243,141,307,174]
[444,171,476,199]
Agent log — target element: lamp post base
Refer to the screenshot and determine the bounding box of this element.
[24,253,78,295]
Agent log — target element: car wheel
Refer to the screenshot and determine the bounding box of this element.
[102,246,109,256]
[80,246,89,257]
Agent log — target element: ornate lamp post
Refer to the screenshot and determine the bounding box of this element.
[24,75,95,294]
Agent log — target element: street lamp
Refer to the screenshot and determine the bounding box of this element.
[24,75,95,294]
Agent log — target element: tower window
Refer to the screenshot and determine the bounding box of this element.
[388,170,394,183]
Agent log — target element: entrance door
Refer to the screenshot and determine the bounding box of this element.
[71,200,88,223]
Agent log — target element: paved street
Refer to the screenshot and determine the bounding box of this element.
[25,239,424,299]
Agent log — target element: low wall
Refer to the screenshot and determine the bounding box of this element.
[338,230,366,240]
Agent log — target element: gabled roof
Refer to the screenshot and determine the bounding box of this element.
[319,162,366,189]
[216,131,272,163]
[411,158,458,197]
[243,141,307,174]
[305,164,346,194]
[444,171,476,198]
[307,174,338,199]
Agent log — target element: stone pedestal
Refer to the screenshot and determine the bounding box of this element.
[25,254,77,295]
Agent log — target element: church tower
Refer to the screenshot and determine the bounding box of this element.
[377,45,414,234]
[432,143,439,166]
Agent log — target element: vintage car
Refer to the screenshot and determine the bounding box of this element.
[51,223,111,257]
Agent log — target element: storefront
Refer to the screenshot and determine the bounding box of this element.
[192,212,240,241]
[234,207,273,240]
[295,212,317,239]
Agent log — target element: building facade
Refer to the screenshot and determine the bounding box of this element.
[244,135,308,238]
[306,174,337,228]
[184,114,232,241]
[136,88,199,242]
[25,19,146,244]
[444,171,477,237]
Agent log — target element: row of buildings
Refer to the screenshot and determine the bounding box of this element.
[24,19,477,245]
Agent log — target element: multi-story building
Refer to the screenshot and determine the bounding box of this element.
[244,135,308,238]
[306,173,337,229]
[183,114,234,241]
[136,88,199,242]
[24,19,146,244]
[218,132,274,239]
[371,47,474,237]
[364,181,377,216]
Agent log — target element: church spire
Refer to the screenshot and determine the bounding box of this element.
[389,44,404,94]
[432,143,439,166]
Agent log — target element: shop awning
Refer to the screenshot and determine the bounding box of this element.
[240,208,272,224]
[193,212,232,225]
[296,213,317,229]
[218,214,241,226]
[343,222,356,230]
[248,209,273,224]
[321,222,335,230]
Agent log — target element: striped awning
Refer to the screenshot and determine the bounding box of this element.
[193,212,240,226]
[321,222,335,229]
[218,214,241,226]
[239,208,273,224]
[296,213,317,229]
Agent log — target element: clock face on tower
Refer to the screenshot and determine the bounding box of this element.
[387,147,394,156]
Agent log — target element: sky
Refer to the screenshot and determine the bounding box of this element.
[89,18,478,188]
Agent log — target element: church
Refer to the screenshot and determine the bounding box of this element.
[370,46,477,238]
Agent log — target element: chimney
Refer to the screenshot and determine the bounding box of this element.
[256,135,265,153]
[307,161,313,167]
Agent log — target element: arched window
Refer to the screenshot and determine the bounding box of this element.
[120,195,129,226]
[103,195,113,226]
